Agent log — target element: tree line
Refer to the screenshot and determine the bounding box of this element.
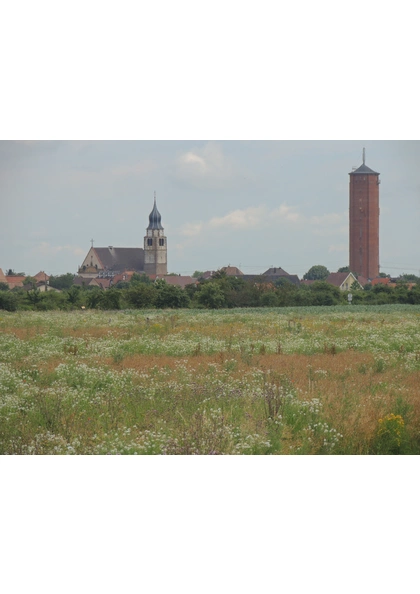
[0,271,419,312]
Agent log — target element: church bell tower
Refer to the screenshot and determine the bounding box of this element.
[144,193,168,276]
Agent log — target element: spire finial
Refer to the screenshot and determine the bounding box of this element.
[363,147,366,165]
[154,191,156,205]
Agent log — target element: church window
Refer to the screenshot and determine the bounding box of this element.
[147,238,153,246]
[159,238,165,246]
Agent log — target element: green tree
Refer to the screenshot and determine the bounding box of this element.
[0,282,9,292]
[303,265,330,281]
[155,283,190,309]
[308,281,342,306]
[86,287,103,309]
[26,288,42,306]
[126,285,157,308]
[338,266,350,273]
[66,286,82,306]
[192,271,204,279]
[24,276,38,287]
[130,273,152,285]
[99,289,121,310]
[0,292,18,311]
[196,282,226,309]
[49,273,75,290]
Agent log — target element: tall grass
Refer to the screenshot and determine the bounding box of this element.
[1,305,420,454]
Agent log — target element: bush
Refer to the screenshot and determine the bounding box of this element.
[0,292,18,311]
[125,285,157,308]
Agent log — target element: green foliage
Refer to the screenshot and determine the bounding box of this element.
[303,265,330,281]
[338,266,350,273]
[0,292,18,311]
[125,285,157,309]
[49,273,75,290]
[66,286,82,306]
[130,273,152,285]
[192,270,204,278]
[0,282,9,292]
[86,288,103,309]
[99,289,121,310]
[26,288,42,306]
[398,274,419,284]
[350,280,362,292]
[155,282,190,309]
[196,282,226,309]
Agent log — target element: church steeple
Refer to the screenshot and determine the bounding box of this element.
[144,192,167,276]
[147,191,164,231]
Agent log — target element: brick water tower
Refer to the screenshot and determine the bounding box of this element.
[349,149,380,280]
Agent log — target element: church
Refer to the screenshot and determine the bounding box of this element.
[78,195,168,279]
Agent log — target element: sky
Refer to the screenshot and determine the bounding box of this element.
[0,140,419,278]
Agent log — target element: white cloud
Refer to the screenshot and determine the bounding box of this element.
[209,203,300,230]
[209,206,266,230]
[271,204,301,222]
[180,222,203,236]
[176,142,237,186]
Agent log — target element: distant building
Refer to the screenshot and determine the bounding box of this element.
[326,272,362,291]
[5,275,25,290]
[78,196,167,278]
[151,275,197,289]
[215,265,301,287]
[34,271,50,283]
[221,266,244,277]
[349,150,380,280]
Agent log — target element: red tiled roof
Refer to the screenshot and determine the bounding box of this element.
[89,278,113,289]
[6,276,25,289]
[326,273,352,287]
[112,271,138,285]
[222,266,244,276]
[34,271,50,282]
[153,275,197,288]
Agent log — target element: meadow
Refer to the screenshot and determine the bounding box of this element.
[1,304,420,455]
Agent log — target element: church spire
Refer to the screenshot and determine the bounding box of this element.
[147,193,163,231]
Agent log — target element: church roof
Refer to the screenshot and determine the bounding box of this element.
[94,247,144,272]
[350,162,379,175]
[263,267,290,276]
[147,198,164,231]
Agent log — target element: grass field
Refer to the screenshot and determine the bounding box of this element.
[1,305,420,454]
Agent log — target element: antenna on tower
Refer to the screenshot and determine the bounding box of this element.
[363,147,366,165]
[154,191,156,204]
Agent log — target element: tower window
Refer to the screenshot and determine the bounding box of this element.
[159,238,165,246]
[147,238,153,246]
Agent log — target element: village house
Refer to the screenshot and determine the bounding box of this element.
[325,272,364,291]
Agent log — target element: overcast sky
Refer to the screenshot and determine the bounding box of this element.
[0,140,419,278]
